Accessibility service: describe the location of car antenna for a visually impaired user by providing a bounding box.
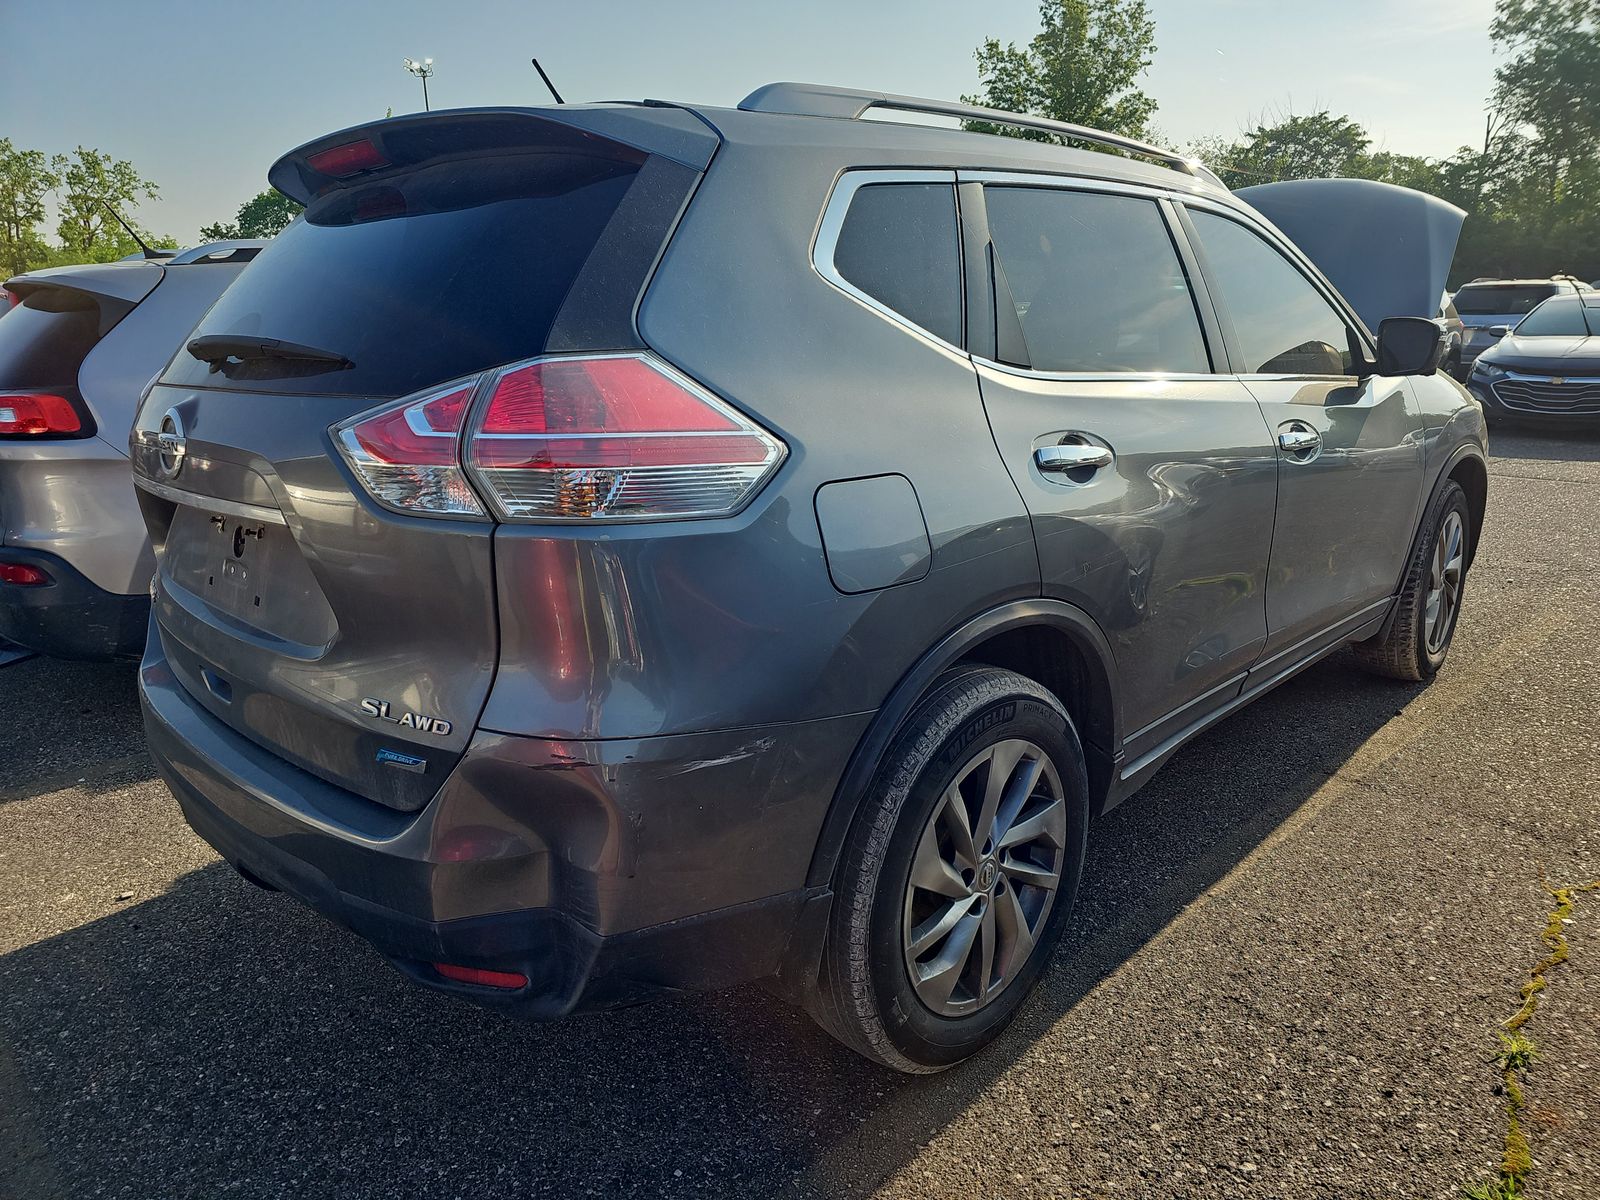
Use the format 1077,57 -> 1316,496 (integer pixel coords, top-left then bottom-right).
97,199 -> 162,260
531,58 -> 565,104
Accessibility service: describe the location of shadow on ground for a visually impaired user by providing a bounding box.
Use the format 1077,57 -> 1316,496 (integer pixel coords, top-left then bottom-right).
0,650 -> 1421,1200
0,659 -> 153,803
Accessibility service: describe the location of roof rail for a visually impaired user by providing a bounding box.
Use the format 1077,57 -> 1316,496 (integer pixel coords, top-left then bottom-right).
738,82 -> 1222,187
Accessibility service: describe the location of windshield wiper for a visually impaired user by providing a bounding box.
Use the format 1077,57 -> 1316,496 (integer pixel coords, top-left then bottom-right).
187,334 -> 353,372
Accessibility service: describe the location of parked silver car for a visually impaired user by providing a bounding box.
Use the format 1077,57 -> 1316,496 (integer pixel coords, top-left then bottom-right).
0,242 -> 262,658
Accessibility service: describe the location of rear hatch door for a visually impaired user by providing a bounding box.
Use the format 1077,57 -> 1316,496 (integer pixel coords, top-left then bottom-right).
133,109 -> 709,810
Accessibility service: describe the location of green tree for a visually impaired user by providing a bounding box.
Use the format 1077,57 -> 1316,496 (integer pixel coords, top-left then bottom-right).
51,146 -> 161,262
964,0 -> 1160,141
1193,110 -> 1374,188
1492,0 -> 1600,180
0,139 -> 60,277
200,189 -> 302,241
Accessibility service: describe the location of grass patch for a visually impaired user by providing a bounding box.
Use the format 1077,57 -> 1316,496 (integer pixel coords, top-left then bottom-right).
1460,878 -> 1600,1199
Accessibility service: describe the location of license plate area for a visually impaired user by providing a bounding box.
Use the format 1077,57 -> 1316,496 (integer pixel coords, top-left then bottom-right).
162,505 -> 337,649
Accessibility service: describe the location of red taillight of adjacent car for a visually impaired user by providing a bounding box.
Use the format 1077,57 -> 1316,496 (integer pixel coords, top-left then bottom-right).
0,562 -> 50,586
334,354 -> 786,522
0,392 -> 83,437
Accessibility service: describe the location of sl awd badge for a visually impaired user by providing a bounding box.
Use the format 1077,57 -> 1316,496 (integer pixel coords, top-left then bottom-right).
360,697 -> 453,736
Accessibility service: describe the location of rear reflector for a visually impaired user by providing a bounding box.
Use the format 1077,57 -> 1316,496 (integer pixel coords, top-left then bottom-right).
0,563 -> 50,586
333,354 -> 786,523
0,393 -> 82,436
305,139 -> 390,177
432,962 -> 528,990
467,355 -> 784,521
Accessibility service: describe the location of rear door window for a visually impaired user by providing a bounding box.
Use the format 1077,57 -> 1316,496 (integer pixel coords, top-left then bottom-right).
1187,209 -> 1355,376
983,186 -> 1211,374
0,299 -> 102,389
1453,285 -> 1558,316
831,182 -> 963,346
161,154 -> 642,398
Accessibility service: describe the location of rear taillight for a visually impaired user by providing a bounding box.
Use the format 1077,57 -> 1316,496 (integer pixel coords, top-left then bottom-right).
334,354 -> 786,523
335,382 -> 484,517
0,392 -> 83,437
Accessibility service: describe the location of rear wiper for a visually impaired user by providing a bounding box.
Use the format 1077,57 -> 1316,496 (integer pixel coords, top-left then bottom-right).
187,334 -> 353,372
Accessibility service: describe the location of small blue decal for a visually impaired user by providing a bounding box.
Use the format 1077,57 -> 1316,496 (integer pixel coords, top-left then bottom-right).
376,748 -> 428,773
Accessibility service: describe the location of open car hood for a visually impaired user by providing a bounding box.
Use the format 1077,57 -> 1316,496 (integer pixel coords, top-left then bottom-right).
1235,179 -> 1466,332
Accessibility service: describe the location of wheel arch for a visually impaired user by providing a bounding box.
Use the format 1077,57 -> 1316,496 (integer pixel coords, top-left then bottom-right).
802,599 -> 1121,895
1369,442 -> 1488,646
1446,450 -> 1487,569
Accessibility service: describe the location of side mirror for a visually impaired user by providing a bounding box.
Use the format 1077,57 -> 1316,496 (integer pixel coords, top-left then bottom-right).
1376,316 -> 1445,376
1488,325 -> 1511,338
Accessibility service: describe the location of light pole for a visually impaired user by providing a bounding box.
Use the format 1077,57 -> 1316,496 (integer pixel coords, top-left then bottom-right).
403,57 -> 435,112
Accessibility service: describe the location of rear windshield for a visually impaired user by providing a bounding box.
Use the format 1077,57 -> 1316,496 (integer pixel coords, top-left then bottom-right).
1453,285 -> 1559,316
1515,298 -> 1596,337
0,299 -> 103,389
161,153 -> 640,397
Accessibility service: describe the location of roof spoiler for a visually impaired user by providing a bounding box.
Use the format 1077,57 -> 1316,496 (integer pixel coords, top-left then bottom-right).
269,107 -> 718,206
3,262 -> 165,335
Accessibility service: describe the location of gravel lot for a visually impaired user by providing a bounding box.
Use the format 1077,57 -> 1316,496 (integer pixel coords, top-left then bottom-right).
2,427 -> 1597,1200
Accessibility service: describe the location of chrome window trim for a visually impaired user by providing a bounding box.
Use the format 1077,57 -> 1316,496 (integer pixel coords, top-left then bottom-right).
971,358 -> 1222,385
812,166 -> 1370,386
955,168 -> 1187,201
811,169 -> 969,361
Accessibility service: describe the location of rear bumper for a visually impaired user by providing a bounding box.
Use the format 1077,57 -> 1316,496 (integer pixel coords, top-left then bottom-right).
139,626 -> 862,1016
0,547 -> 148,659
0,436 -> 155,595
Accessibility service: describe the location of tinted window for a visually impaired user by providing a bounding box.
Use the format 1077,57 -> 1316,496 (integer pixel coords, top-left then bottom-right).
833,183 -> 962,345
162,154 -> 640,397
1189,210 -> 1353,375
1453,285 -> 1559,316
0,298 -> 102,389
984,187 -> 1210,374
1514,297 -> 1595,337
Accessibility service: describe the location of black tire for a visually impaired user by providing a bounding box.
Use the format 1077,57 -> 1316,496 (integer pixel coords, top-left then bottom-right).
807,665 -> 1090,1072
1353,479 -> 1472,681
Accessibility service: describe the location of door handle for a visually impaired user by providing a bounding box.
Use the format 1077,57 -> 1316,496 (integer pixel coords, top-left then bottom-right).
1277,425 -> 1321,455
1035,443 -> 1114,473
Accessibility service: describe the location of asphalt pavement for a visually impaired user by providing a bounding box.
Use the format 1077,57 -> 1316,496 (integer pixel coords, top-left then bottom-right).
2,427 -> 1597,1200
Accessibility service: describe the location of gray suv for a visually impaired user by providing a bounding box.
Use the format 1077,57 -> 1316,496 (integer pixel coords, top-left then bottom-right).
131,86 -> 1488,1072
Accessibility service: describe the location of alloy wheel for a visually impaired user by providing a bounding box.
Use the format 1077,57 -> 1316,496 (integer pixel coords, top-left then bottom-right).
901,738 -> 1067,1017
1424,509 -> 1465,655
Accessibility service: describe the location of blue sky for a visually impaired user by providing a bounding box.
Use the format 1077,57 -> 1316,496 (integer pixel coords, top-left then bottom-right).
3,0 -> 1500,243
